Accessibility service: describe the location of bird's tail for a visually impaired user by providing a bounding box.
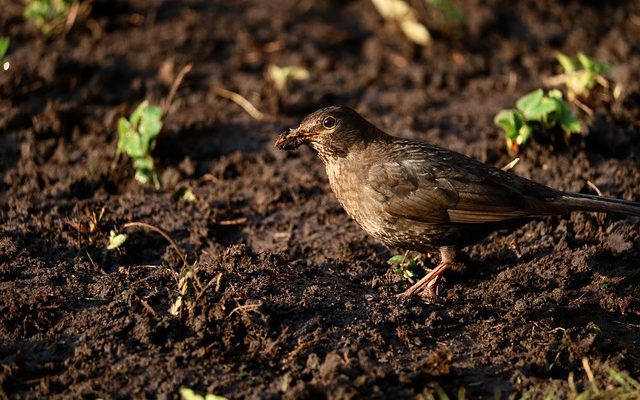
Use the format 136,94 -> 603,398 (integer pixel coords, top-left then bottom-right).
554,192 -> 640,216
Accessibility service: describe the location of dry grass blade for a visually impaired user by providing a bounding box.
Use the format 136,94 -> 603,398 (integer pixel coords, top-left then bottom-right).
64,1 -> 80,33
163,63 -> 193,114
501,157 -> 520,171
215,88 -> 265,120
582,357 -> 595,383
229,301 -> 263,317
194,272 -> 222,300
215,217 -> 247,226
587,180 -> 603,196
123,221 -> 188,266
574,98 -> 594,116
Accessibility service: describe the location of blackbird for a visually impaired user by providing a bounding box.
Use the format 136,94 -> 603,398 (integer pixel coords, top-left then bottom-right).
275,106 -> 640,299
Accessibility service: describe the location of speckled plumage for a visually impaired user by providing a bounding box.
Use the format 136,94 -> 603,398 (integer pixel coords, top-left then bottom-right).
276,106 -> 640,299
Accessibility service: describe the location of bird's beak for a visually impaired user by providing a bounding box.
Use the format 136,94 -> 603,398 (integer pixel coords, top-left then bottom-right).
275,127 -> 310,150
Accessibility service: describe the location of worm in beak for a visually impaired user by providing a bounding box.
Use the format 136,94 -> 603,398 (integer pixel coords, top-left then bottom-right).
275,127 -> 310,150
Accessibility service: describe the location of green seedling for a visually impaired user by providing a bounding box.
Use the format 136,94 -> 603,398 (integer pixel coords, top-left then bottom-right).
268,65 -> 310,91
180,388 -> 228,400
23,0 -> 75,35
107,230 -> 127,250
117,101 -> 163,188
0,37 -> 9,71
388,253 -> 420,280
169,267 -> 196,316
586,321 -> 602,335
494,89 -> 582,155
554,52 -> 611,101
173,186 -> 196,202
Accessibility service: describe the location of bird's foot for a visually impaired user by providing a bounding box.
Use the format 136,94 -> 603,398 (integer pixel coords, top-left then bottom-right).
417,279 -> 440,301
397,261 -> 450,301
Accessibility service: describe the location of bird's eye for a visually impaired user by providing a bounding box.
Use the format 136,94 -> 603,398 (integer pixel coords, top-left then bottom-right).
322,116 -> 336,129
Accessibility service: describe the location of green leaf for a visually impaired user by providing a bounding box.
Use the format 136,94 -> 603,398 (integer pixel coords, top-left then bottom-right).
403,268 -> 416,279
516,123 -> 533,145
547,89 -> 563,100
116,101 -> 164,188
133,156 -> 154,172
117,117 -> 132,154
496,109 -> 533,155
388,255 -> 405,265
133,156 -> 155,184
494,109 -> 517,129
493,109 -> 523,140
23,0 -> 74,34
516,89 -> 556,121
129,100 -> 147,129
556,53 -> 611,100
577,52 -> 611,74
0,37 -> 9,60
122,129 -> 146,158
555,52 -> 575,73
550,95 -> 581,134
107,230 -> 127,250
138,105 -> 163,151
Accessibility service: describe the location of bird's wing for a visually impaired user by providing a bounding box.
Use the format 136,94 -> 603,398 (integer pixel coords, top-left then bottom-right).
366,160 -> 457,223
366,145 -> 558,224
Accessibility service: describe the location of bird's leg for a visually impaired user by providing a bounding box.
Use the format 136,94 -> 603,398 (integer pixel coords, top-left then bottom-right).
398,247 -> 456,299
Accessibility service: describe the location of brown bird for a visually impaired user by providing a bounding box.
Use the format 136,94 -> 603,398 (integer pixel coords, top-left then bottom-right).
275,106 -> 640,300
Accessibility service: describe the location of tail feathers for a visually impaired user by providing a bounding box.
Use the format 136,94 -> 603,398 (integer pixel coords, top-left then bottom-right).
555,192 -> 640,216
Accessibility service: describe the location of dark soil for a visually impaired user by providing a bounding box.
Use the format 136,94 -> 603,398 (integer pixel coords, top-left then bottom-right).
1,0 -> 640,398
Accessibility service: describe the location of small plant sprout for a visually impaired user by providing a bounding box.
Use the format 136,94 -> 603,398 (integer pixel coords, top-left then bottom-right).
117,100 -> 163,188
372,0 -> 431,46
586,321 -> 602,335
0,37 -> 9,71
388,253 -> 420,280
23,0 -> 75,35
169,267 -> 196,316
107,230 -> 127,250
173,186 -> 196,202
494,89 -> 582,155
550,52 -> 611,101
267,65 -> 310,91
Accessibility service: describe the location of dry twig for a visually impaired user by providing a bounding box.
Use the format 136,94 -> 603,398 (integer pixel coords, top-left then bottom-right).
163,63 -> 193,114
501,158 -> 520,171
123,221 -> 188,266
215,88 -> 265,120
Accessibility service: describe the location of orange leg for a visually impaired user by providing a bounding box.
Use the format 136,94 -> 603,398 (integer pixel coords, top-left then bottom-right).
398,247 -> 456,300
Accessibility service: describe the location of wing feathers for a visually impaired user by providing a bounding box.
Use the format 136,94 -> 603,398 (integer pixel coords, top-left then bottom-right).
367,150 -> 557,224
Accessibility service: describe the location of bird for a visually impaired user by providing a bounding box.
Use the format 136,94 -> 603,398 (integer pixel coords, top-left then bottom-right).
275,105 -> 640,300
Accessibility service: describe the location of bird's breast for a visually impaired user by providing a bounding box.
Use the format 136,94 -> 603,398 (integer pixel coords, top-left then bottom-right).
324,158 -> 389,239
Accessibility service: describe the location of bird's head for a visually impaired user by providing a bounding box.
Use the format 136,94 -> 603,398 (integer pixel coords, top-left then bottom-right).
276,106 -> 380,158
